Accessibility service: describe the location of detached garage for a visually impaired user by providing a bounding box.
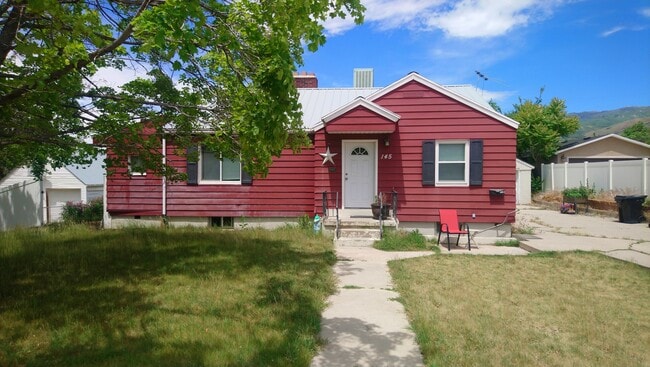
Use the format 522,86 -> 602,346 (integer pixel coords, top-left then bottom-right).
0,155 -> 105,231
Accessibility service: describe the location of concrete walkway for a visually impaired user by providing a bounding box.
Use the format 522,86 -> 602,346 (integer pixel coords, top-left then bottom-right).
310,242 -> 529,367
516,205 -> 650,268
310,244 -> 430,367
311,205 -> 650,366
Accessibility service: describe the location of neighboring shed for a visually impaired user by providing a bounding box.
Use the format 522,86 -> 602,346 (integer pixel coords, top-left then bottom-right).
0,155 -> 105,230
555,134 -> 650,163
516,159 -> 534,205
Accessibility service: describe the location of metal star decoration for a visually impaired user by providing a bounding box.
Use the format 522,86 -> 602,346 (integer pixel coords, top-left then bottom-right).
319,146 -> 337,165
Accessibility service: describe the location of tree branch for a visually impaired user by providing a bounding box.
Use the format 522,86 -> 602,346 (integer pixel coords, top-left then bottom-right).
0,0 -> 153,107
0,1 -> 25,65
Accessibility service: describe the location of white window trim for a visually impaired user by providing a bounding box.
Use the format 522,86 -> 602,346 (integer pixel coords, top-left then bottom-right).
435,140 -> 469,187
198,146 -> 242,185
128,155 -> 146,176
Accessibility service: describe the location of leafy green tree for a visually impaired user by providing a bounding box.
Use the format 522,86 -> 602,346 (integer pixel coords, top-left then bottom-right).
621,121 -> 650,145
508,90 -> 580,167
488,99 -> 502,113
0,0 -> 364,178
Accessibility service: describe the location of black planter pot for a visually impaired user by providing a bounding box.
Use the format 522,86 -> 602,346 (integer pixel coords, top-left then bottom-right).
371,203 -> 391,220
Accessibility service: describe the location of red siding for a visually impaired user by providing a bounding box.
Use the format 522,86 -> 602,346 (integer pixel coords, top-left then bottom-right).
106,78 -> 517,224
376,81 -> 516,223
165,144 -> 315,218
107,139 -> 315,218
314,80 -> 517,224
326,106 -> 396,133
106,157 -> 163,216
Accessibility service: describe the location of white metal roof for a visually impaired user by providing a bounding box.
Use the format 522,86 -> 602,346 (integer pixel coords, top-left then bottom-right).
298,88 -> 378,129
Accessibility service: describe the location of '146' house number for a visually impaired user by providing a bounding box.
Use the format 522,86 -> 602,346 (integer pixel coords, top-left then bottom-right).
380,154 -> 393,160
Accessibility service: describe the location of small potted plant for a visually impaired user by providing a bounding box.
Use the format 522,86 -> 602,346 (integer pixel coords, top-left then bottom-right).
562,181 -> 596,213
370,193 -> 391,220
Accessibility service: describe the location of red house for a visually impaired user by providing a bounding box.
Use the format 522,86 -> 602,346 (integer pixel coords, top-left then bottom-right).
105,71 -> 519,239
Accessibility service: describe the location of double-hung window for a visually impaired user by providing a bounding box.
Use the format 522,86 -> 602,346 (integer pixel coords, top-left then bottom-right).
422,139 -> 482,187
436,141 -> 469,186
200,147 -> 241,184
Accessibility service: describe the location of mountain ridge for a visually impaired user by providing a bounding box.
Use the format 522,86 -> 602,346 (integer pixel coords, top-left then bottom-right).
563,106 -> 650,144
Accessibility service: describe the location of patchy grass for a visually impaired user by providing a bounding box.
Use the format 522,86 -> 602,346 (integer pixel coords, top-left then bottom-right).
0,225 -> 335,367
373,229 -> 438,252
390,252 -> 650,367
494,239 -> 520,247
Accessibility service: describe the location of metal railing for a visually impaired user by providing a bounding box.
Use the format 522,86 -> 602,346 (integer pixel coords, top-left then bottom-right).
322,191 -> 340,238
391,189 -> 398,223
378,192 -> 384,238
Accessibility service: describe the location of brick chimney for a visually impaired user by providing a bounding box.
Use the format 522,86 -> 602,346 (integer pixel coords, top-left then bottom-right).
293,71 -> 318,88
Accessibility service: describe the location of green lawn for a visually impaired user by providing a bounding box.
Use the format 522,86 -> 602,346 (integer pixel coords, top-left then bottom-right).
0,225 -> 335,367
390,252 -> 650,367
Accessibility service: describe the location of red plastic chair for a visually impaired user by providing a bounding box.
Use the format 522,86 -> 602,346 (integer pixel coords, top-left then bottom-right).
437,209 -> 471,251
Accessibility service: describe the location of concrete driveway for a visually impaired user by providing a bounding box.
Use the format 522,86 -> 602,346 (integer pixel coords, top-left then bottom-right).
516,205 -> 650,268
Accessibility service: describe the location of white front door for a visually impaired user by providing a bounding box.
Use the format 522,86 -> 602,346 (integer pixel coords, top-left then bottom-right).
343,140 -> 376,208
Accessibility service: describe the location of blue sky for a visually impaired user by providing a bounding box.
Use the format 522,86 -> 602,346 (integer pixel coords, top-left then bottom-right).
301,0 -> 650,113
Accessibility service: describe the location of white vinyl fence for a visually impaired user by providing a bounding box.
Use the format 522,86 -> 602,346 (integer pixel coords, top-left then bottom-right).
541,158 -> 649,194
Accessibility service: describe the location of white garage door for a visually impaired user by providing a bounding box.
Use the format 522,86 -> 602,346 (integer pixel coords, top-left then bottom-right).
48,189 -> 82,223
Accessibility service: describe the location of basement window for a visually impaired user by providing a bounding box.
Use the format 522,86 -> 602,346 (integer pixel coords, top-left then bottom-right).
211,217 -> 234,228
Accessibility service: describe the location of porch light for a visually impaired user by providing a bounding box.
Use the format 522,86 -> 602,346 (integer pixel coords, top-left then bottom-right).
384,137 -> 390,146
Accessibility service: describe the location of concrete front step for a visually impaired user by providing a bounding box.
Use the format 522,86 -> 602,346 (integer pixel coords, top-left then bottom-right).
322,214 -> 395,243
324,218 -> 396,228
335,238 -> 377,247
339,228 -> 381,240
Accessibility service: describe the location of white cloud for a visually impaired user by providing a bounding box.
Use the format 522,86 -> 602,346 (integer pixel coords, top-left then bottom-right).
322,17 -> 357,35
600,25 -> 647,37
323,0 -> 442,35
323,0 -> 572,39
601,26 -> 624,37
426,0 -> 541,38
481,89 -> 516,104
89,65 -> 150,89
641,8 -> 650,18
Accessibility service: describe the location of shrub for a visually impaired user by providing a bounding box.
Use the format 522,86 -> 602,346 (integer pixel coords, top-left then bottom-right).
562,181 -> 596,199
61,198 -> 103,224
531,176 -> 543,194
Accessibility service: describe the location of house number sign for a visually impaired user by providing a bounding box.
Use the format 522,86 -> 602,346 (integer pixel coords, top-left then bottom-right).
380,154 -> 393,160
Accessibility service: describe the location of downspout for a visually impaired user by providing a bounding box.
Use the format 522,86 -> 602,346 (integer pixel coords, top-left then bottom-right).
39,176 -> 45,226
103,172 -> 109,228
162,136 -> 167,219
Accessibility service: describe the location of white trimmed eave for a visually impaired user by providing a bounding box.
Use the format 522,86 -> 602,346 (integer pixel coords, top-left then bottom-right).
367,72 -> 520,130
516,158 -> 535,169
321,97 -> 401,124
557,133 -> 650,155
